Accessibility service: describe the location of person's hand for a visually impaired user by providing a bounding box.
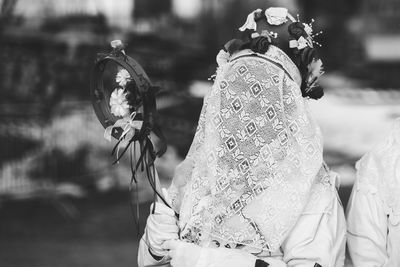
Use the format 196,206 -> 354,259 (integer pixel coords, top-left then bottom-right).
162,239 -> 287,267
145,191 -> 179,258
162,240 -> 201,267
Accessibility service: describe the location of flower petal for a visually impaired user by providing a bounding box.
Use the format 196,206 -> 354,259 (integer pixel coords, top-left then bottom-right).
265,7 -> 288,26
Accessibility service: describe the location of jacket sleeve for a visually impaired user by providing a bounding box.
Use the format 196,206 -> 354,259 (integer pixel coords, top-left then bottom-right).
137,235 -> 170,267
281,189 -> 346,267
346,187 -> 388,267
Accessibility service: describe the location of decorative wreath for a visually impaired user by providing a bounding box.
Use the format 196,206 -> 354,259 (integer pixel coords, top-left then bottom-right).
223,7 -> 325,100
90,40 -> 170,215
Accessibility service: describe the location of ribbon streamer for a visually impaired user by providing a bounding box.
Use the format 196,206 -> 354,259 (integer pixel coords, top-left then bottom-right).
239,9 -> 262,32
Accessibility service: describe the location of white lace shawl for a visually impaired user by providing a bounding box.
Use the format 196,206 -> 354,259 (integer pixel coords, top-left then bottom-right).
355,118 -> 400,225
168,46 -> 327,253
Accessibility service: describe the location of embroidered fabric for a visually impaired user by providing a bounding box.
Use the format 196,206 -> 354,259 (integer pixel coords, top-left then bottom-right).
168,45 -> 327,253
355,118 -> 400,225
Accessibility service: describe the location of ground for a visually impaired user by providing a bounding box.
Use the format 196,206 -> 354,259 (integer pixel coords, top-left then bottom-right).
0,192 -> 149,267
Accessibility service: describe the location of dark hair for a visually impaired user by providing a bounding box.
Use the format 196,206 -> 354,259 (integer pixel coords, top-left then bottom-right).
288,22 -> 308,40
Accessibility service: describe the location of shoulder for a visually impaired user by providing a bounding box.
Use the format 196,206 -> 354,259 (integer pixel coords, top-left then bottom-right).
355,118 -> 400,193
302,168 -> 339,215
354,118 -> 400,224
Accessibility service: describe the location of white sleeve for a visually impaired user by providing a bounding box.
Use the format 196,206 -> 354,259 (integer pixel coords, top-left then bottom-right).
196,246 -> 258,267
137,235 -> 170,267
281,190 -> 346,267
346,187 -> 388,267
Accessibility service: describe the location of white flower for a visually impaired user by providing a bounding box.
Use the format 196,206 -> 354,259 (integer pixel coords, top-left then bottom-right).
216,49 -> 230,67
297,36 -> 308,49
307,59 -> 324,86
265,7 -> 288,26
116,68 -> 131,87
110,88 -> 130,117
111,40 -> 123,49
289,36 -> 310,50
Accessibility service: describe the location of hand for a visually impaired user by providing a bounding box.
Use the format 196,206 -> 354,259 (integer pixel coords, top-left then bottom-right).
163,240 -> 280,267
145,196 -> 179,257
162,240 -> 201,267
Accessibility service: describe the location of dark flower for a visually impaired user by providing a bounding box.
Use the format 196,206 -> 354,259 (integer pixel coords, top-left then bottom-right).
288,22 -> 307,39
249,36 -> 271,54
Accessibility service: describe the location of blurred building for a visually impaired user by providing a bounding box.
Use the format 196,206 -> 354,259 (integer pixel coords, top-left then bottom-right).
2,0 -> 400,201
363,0 -> 400,62
12,0 -> 133,28
360,0 -> 400,87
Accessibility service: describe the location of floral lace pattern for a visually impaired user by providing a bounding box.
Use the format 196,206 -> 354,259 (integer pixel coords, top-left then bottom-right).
169,46 -> 325,252
355,118 -> 400,225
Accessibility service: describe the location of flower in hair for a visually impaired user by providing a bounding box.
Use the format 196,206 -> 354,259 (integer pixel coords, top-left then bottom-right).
239,9 -> 262,31
289,36 -> 309,50
288,22 -> 307,39
251,30 -> 273,40
265,7 -> 288,25
303,23 -> 313,36
306,58 -> 324,87
216,49 -> 230,67
250,36 -> 271,54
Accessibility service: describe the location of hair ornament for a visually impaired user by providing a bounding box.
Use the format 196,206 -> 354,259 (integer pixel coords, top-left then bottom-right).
239,9 -> 262,32
291,16 -> 324,48
268,31 -> 278,39
251,30 -> 276,40
264,7 -> 288,25
289,36 -> 309,50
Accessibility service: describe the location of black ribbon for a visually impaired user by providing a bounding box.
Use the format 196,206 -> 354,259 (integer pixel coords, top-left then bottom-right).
255,259 -> 269,267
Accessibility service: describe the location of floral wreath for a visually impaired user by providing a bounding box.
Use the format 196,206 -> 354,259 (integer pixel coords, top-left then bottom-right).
219,7 -> 325,100
90,40 -> 170,215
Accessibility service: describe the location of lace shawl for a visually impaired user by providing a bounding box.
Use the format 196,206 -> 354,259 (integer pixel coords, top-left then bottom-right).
168,46 -> 325,252
355,118 -> 400,225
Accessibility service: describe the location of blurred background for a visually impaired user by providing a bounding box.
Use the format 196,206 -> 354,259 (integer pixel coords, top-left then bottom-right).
1,0 -> 400,266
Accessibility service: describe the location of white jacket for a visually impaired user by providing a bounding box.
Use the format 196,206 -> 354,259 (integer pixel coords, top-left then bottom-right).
347,119 -> 400,267
138,173 -> 346,267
